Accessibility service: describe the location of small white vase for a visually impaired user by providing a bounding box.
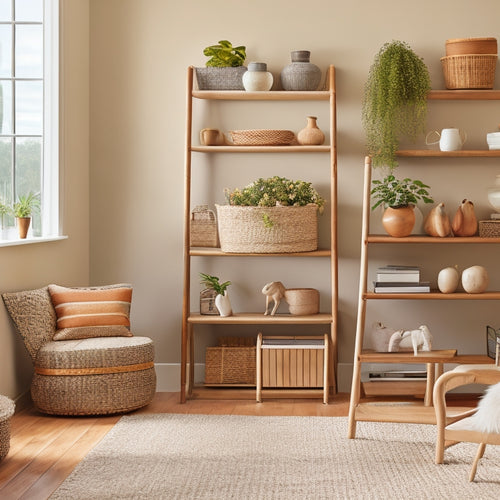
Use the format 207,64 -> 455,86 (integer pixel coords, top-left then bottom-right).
215,292 -> 233,317
242,62 -> 273,91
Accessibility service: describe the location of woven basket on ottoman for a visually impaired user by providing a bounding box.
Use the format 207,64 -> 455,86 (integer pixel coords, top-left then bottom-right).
0,395 -> 15,461
216,204 -> 319,253
2,285 -> 156,416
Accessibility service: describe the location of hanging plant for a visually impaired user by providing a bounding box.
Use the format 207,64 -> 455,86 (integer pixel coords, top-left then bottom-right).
362,40 -> 431,170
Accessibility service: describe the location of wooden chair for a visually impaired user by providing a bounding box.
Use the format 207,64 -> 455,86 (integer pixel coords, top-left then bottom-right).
433,364 -> 500,481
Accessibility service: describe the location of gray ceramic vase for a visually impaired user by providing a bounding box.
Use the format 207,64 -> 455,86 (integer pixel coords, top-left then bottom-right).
280,50 -> 321,91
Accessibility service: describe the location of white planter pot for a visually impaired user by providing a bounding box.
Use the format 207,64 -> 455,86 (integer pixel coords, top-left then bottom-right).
215,292 -> 232,317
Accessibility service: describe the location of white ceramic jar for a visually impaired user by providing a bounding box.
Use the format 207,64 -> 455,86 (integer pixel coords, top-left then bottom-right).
242,62 -> 273,91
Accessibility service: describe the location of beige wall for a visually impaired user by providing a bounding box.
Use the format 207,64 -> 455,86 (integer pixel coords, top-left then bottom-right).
0,0 -> 90,399
3,0 -> 500,400
89,0 -> 500,393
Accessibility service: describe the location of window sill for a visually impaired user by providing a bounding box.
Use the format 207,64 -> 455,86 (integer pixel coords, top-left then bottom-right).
0,235 -> 68,248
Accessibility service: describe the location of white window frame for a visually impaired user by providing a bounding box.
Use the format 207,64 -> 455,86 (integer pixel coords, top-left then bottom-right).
0,0 -> 62,246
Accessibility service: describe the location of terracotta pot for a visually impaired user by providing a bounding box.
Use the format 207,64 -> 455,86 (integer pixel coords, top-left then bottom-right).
297,116 -> 325,145
382,206 -> 415,237
16,217 -> 31,239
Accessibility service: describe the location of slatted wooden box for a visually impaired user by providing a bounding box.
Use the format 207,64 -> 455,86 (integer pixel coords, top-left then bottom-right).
256,334 -> 329,403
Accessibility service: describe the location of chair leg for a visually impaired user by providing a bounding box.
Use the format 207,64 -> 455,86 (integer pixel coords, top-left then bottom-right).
469,443 -> 486,482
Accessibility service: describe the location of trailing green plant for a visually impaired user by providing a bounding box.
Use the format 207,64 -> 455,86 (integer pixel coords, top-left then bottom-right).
199,273 -> 231,296
362,40 -> 431,170
12,191 -> 40,218
224,176 -> 325,211
203,40 -> 246,67
371,175 -> 433,210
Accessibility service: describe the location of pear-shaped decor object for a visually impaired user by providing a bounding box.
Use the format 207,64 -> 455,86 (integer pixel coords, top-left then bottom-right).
297,116 -> 325,145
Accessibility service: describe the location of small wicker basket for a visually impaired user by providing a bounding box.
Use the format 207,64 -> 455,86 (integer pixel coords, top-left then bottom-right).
216,204 -> 318,253
228,129 -> 296,146
479,219 -> 500,237
0,395 -> 15,461
441,54 -> 497,89
190,205 -> 219,247
205,337 -> 256,385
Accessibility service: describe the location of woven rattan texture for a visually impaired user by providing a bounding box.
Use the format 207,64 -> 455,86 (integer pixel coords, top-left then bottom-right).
441,54 -> 497,89
216,204 -> 318,253
2,287 -> 56,362
35,336 -> 155,369
229,129 -> 295,146
205,346 -> 256,385
479,220 -> 500,237
0,395 -> 15,461
32,368 -> 156,415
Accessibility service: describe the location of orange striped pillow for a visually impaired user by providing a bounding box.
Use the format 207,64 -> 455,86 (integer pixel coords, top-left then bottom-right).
48,284 -> 133,340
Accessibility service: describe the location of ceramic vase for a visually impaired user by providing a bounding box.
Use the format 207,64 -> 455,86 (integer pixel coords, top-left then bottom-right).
280,50 -> 321,91
242,62 -> 273,91
215,292 -> 232,317
297,116 -> 325,145
382,206 -> 415,237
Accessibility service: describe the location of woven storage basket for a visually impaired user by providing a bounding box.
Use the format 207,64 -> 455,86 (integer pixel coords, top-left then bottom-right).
195,67 -> 247,90
479,219 -> 500,237
205,337 -> 256,385
441,54 -> 497,89
229,129 -> 296,146
216,204 -> 318,253
190,205 -> 219,247
0,395 -> 15,461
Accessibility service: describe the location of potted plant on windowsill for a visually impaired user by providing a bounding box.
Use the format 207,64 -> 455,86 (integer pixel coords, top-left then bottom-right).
217,176 -> 325,253
12,192 -> 40,239
362,40 -> 431,171
371,175 -> 433,237
199,273 -> 232,317
195,40 -> 247,90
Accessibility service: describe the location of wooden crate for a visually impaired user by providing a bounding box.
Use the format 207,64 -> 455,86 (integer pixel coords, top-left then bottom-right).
256,334 -> 329,403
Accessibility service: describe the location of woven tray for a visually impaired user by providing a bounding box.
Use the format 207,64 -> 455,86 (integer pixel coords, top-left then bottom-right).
216,204 -> 318,253
441,54 -> 497,89
228,129 -> 296,146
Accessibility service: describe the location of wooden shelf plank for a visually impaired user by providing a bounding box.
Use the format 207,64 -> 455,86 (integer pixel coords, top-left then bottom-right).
191,145 -> 330,153
359,349 -> 457,363
188,312 -> 333,325
367,235 -> 500,243
364,291 -> 500,300
192,90 -> 331,101
397,149 -> 500,157
428,89 -> 500,100
190,248 -> 331,257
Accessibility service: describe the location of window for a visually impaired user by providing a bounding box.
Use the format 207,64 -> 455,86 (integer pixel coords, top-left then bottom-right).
0,0 -> 59,242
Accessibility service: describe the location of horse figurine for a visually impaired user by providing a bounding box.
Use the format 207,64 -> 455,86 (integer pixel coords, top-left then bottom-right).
388,325 -> 432,356
262,281 -> 286,316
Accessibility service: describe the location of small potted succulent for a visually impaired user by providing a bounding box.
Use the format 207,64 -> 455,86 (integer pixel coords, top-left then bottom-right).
371,175 -> 433,237
217,176 -> 325,253
195,40 -> 247,90
199,272 -> 232,317
12,191 -> 40,239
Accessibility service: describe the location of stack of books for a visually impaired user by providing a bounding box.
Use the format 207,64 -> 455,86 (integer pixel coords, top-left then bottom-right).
373,265 -> 430,293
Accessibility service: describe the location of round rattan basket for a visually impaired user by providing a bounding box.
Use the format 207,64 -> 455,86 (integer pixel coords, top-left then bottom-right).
441,54 -> 497,89
0,395 -> 15,461
228,129 -> 296,146
216,204 -> 318,253
284,288 -> 320,315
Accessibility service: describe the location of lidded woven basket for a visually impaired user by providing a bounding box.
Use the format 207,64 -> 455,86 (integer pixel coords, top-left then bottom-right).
216,204 -> 318,253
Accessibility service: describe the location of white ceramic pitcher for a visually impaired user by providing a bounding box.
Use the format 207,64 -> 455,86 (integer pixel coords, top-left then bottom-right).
426,128 -> 467,151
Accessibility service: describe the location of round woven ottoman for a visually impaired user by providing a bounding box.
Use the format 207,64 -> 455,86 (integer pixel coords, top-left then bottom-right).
0,395 -> 15,461
32,337 -> 156,416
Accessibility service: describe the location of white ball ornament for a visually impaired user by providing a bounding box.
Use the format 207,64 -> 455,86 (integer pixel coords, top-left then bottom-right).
461,265 -> 489,294
437,266 -> 460,293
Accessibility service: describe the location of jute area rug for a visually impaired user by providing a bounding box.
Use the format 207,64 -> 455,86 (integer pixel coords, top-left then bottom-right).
51,414 -> 500,500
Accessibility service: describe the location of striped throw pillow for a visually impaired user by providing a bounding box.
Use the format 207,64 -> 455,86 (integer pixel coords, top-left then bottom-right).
48,284 -> 133,340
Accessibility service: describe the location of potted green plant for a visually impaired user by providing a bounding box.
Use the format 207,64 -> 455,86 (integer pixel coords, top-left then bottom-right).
371,175 -> 433,237
12,191 -> 40,239
217,176 -> 325,253
195,40 -> 247,90
362,40 -> 431,170
199,273 -> 232,317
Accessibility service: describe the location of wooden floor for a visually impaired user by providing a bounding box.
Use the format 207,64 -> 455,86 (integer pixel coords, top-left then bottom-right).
0,391 -> 477,500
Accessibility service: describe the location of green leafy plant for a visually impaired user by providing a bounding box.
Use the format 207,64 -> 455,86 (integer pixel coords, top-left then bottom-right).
12,192 -> 40,218
203,40 -> 246,67
371,175 -> 433,210
199,273 -> 231,296
362,40 -> 431,170
0,200 -> 11,229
